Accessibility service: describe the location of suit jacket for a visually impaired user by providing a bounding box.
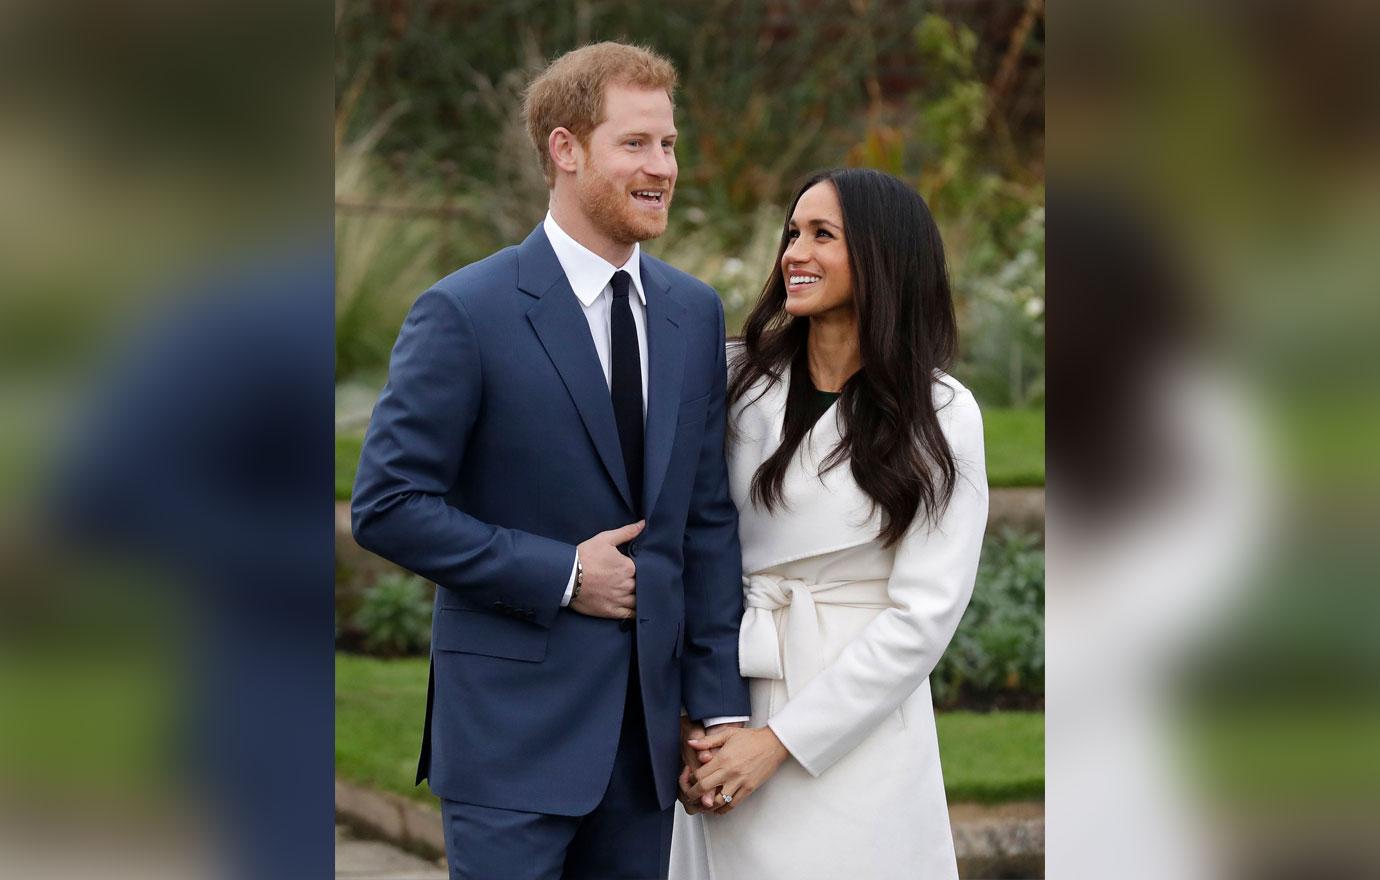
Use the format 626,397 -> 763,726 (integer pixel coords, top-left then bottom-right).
351,224 -> 751,815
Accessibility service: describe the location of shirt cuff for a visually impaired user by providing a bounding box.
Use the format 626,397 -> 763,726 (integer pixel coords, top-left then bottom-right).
560,552 -> 578,607
702,715 -> 750,728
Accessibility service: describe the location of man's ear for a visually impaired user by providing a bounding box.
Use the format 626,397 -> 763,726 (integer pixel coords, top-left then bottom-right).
549,127 -> 581,176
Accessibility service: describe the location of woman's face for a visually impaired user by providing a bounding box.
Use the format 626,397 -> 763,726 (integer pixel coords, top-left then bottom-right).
781,181 -> 853,319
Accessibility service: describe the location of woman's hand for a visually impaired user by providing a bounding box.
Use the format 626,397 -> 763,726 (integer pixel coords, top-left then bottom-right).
686,725 -> 791,813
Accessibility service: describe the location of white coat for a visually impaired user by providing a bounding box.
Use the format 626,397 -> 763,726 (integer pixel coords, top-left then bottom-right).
670,365 -> 989,880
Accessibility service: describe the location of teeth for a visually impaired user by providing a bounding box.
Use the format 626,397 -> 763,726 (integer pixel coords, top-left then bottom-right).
633,191 -> 662,199
789,275 -> 820,284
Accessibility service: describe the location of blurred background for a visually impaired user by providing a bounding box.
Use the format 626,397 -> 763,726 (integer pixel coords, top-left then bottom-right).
0,2 -> 333,879
2,0 -> 1373,878
1046,1 -> 1380,878
333,1 -> 1046,876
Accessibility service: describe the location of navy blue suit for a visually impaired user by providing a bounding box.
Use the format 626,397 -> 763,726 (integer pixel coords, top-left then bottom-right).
352,225 -> 750,877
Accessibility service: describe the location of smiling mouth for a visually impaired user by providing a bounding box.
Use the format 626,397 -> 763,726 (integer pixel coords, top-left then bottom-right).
631,190 -> 665,205
787,274 -> 821,287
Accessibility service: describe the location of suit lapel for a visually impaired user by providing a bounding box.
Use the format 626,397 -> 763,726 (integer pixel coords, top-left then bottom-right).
639,258 -> 687,519
519,227 -> 635,512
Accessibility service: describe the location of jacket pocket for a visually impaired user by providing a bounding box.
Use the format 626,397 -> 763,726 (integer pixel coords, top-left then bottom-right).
432,608 -> 548,662
677,392 -> 710,426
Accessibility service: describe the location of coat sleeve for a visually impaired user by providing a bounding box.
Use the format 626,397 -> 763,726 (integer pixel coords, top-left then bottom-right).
351,288 -> 574,627
680,295 -> 753,721
766,386 -> 989,775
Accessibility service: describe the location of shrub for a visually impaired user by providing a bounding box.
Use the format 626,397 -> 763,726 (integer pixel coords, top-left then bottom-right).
353,573 -> 433,657
932,529 -> 1044,709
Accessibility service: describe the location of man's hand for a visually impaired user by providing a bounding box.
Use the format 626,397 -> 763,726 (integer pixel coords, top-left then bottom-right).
680,716 -> 707,773
677,765 -> 707,815
571,521 -> 643,619
678,717 -> 712,815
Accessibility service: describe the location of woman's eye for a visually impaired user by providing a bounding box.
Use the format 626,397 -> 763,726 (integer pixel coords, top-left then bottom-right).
786,229 -> 800,239
816,230 -> 833,239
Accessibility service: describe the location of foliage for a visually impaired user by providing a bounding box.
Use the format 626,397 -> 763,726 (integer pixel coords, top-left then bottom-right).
335,652 -> 1042,804
957,204 -> 1045,407
337,0 -> 943,226
352,573 -> 433,657
333,3 -> 1045,408
932,529 -> 1045,710
897,14 -> 1045,407
335,123 -> 442,381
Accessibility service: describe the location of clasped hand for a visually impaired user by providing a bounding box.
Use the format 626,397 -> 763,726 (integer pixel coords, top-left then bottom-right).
572,521 -> 644,619
677,720 -> 789,816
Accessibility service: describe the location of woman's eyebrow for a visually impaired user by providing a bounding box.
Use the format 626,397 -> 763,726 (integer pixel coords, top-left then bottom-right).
789,217 -> 841,230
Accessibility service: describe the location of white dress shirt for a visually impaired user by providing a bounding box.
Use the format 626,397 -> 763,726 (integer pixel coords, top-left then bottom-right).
545,211 -> 648,613
544,213 -> 746,729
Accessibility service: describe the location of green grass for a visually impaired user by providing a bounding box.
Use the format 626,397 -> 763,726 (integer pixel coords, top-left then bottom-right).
1186,703 -> 1380,806
334,406 -> 1043,501
335,653 -> 435,800
935,710 -> 1045,802
982,407 -> 1045,488
335,652 -> 1043,804
0,641 -> 179,800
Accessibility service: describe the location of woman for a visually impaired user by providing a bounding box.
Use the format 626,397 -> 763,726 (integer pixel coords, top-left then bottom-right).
669,168 -> 988,879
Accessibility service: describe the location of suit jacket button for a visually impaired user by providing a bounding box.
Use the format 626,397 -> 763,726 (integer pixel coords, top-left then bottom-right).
619,619 -> 633,633
629,543 -> 640,557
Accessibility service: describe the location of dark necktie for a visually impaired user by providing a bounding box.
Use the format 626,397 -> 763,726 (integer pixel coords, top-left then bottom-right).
609,270 -> 644,516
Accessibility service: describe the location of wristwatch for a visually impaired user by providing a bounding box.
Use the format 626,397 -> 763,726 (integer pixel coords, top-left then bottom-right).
572,557 -> 584,603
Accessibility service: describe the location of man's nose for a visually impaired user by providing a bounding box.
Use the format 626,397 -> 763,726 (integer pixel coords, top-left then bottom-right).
644,148 -> 674,179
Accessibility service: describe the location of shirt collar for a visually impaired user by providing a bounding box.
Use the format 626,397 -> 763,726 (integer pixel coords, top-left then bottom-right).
543,211 -> 646,308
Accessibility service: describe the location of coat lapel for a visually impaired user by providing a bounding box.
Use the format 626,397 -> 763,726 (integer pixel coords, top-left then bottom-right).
639,258 -> 687,518
518,226 -> 635,513
729,364 -> 881,573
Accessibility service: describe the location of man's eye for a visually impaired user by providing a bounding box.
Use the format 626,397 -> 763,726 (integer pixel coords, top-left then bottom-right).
626,140 -> 642,148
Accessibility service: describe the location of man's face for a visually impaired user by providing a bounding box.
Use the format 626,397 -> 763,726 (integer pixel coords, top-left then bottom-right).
573,84 -> 678,245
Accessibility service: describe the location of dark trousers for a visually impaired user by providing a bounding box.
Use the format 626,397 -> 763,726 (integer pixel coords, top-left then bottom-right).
440,647 -> 673,880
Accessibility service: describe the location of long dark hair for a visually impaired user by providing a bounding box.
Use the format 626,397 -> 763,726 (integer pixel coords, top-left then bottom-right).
728,168 -> 959,546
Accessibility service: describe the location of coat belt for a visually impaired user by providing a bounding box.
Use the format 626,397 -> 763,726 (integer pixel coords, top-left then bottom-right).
739,573 -> 891,698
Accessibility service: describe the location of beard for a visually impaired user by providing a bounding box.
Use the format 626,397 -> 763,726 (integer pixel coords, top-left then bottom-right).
576,164 -> 672,245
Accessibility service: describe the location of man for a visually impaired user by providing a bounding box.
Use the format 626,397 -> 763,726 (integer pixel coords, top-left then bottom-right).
351,42 -> 749,879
